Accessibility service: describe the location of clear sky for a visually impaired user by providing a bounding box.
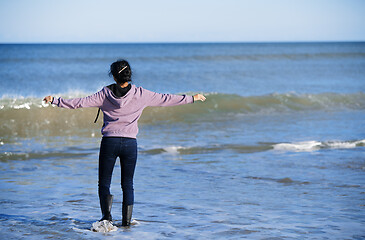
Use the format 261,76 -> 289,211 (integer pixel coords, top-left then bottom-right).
0,0 -> 364,43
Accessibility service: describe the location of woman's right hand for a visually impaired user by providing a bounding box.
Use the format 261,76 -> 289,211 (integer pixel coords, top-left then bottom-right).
193,94 -> 206,102
43,96 -> 54,104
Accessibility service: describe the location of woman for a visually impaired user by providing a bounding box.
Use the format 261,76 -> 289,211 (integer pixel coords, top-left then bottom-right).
43,59 -> 206,227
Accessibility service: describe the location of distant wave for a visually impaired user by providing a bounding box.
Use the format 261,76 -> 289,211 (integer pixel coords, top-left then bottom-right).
154,52 -> 365,61
2,51 -> 364,63
3,139 -> 363,161
0,92 -> 364,138
272,140 -> 365,152
141,139 -> 365,155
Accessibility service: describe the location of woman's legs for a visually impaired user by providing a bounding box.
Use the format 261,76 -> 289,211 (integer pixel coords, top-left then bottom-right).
98,137 -> 137,224
98,137 -> 119,221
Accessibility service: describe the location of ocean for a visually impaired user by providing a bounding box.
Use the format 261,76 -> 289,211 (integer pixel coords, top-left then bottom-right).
0,42 -> 364,239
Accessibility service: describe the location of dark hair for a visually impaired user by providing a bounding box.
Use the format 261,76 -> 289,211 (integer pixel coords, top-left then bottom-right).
109,59 -> 132,84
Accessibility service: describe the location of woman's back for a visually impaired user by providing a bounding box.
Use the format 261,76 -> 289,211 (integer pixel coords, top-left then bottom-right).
52,84 -> 194,138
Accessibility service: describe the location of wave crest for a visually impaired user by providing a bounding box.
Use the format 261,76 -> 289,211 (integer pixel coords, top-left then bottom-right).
0,92 -> 364,138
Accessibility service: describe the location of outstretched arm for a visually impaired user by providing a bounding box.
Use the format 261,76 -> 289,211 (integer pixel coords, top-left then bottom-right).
143,88 -> 206,107
43,89 -> 105,109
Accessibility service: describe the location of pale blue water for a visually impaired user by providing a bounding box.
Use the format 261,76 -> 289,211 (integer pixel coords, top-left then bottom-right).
0,42 -> 365,239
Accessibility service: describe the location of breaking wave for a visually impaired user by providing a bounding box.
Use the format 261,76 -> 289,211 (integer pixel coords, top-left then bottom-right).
0,92 -> 364,138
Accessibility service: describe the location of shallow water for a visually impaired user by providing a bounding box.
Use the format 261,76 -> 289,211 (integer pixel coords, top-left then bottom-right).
0,42 -> 365,239
1,135 -> 364,239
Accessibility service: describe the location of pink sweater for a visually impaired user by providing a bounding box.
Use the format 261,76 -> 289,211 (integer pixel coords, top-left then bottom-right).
52,84 -> 194,138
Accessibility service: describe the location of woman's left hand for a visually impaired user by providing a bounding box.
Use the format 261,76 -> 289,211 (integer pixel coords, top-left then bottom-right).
43,96 -> 54,104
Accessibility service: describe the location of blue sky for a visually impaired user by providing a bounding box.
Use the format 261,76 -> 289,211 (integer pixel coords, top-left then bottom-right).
0,0 -> 364,43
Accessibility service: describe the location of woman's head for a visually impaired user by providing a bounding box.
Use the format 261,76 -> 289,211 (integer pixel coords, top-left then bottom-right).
109,59 -> 132,84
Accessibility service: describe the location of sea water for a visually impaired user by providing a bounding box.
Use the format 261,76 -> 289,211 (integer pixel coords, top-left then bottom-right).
0,42 -> 364,239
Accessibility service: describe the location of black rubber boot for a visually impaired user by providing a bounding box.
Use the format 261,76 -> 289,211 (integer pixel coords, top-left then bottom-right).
99,194 -> 113,221
122,204 -> 133,226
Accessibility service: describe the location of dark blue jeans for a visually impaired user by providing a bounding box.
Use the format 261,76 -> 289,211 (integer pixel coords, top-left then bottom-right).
98,137 -> 137,206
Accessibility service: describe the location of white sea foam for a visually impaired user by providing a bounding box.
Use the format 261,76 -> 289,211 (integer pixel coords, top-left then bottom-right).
273,140 -> 365,152
273,141 -> 322,152
163,146 -> 185,154
41,101 -> 50,108
13,103 -> 32,109
91,220 -> 117,233
325,140 -> 365,148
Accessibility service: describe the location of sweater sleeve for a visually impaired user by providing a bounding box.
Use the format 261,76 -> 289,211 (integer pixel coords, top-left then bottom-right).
143,88 -> 194,107
52,89 -> 105,109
